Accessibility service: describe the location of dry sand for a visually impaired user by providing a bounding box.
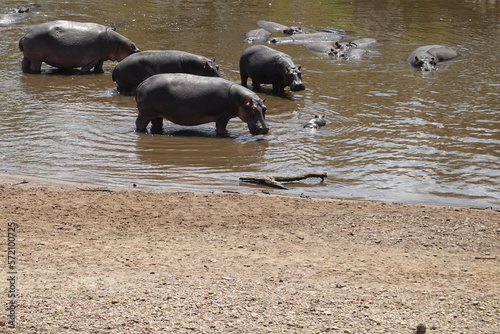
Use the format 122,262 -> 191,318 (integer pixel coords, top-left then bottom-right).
0,173 -> 499,333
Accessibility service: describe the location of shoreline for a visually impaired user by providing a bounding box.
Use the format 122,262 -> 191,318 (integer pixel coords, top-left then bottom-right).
1,172 -> 499,333
2,172 -> 497,210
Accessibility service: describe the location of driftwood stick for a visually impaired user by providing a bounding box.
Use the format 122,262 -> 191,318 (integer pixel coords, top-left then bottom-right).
273,172 -> 327,182
239,172 -> 327,190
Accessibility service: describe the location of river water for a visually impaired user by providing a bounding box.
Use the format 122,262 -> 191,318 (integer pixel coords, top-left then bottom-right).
1,0 -> 499,208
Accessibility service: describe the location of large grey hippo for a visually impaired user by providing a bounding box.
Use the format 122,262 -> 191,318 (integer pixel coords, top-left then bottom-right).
239,45 -> 305,95
112,50 -> 220,95
407,45 -> 458,71
19,20 -> 139,73
135,73 -> 269,136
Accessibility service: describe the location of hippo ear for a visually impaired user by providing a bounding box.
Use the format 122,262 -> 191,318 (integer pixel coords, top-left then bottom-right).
243,96 -> 253,107
298,66 -> 301,70
414,56 -> 419,61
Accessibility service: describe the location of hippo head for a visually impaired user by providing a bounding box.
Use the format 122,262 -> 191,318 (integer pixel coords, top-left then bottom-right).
107,28 -> 140,62
282,26 -> 304,35
284,65 -> 305,92
238,96 -> 269,135
414,56 -> 437,71
328,48 -> 345,59
194,59 -> 220,77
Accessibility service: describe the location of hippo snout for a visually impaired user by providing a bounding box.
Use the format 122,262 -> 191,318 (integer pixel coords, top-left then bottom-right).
290,82 -> 305,92
248,118 -> 269,135
249,123 -> 269,135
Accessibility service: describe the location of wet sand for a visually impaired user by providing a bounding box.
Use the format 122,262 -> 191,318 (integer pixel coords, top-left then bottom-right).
1,173 -> 499,333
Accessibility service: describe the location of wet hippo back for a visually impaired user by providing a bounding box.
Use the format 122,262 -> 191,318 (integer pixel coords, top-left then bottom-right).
112,50 -> 220,95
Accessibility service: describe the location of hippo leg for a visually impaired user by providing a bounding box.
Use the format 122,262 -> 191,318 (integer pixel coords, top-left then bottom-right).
240,72 -> 249,87
215,118 -> 230,137
272,84 -> 286,95
135,115 -> 151,133
93,60 -> 104,74
22,57 -> 42,73
81,60 -> 100,74
251,81 -> 261,91
150,117 -> 164,134
21,56 -> 31,73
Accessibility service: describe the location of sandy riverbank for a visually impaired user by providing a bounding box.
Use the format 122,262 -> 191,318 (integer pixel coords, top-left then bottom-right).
1,173 -> 499,333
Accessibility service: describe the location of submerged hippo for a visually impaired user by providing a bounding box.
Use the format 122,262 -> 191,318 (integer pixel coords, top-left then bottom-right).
112,50 -> 220,95
135,73 -> 269,136
244,28 -> 272,43
269,31 -> 343,44
240,45 -> 305,95
407,45 -> 458,71
303,115 -> 326,129
256,20 -> 304,35
19,20 -> 139,73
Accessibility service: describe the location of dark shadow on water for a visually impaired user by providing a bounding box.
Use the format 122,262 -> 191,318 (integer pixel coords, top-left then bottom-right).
142,126 -> 267,142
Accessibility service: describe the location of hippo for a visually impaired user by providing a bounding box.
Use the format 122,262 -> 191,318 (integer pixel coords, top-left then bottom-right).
303,115 -> 326,129
244,28 -> 272,43
305,40 -> 371,60
350,38 -> 380,48
135,73 -> 269,136
112,50 -> 220,95
239,45 -> 305,95
407,45 -> 458,71
268,31 -> 343,44
256,20 -> 305,35
19,20 -> 139,73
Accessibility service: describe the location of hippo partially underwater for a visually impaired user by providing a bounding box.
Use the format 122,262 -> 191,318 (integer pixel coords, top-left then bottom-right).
135,73 -> 269,136
19,20 -> 139,73
407,45 -> 458,71
303,115 -> 326,129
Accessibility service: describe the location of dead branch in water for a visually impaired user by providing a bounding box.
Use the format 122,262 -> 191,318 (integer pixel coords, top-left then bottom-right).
239,172 -> 327,190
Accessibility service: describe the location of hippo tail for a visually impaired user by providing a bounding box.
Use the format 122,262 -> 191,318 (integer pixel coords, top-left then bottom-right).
18,38 -> 24,51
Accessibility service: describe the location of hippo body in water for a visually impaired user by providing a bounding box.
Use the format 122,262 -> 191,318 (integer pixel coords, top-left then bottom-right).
303,115 -> 326,129
112,50 -> 220,95
19,20 -> 139,73
407,45 -> 458,71
239,45 -> 305,95
135,73 -> 269,137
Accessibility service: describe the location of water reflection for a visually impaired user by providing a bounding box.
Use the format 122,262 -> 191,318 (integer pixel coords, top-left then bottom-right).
0,0 -> 498,208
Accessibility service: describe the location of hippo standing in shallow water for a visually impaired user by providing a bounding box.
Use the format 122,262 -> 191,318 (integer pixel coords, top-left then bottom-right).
407,45 -> 458,71
135,73 -> 269,136
239,45 -> 305,95
112,50 -> 220,95
19,20 -> 139,73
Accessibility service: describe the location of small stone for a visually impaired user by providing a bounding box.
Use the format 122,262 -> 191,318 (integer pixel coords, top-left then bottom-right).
416,323 -> 426,334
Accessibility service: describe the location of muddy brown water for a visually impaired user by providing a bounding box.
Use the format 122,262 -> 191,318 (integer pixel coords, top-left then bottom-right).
1,0 -> 499,207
